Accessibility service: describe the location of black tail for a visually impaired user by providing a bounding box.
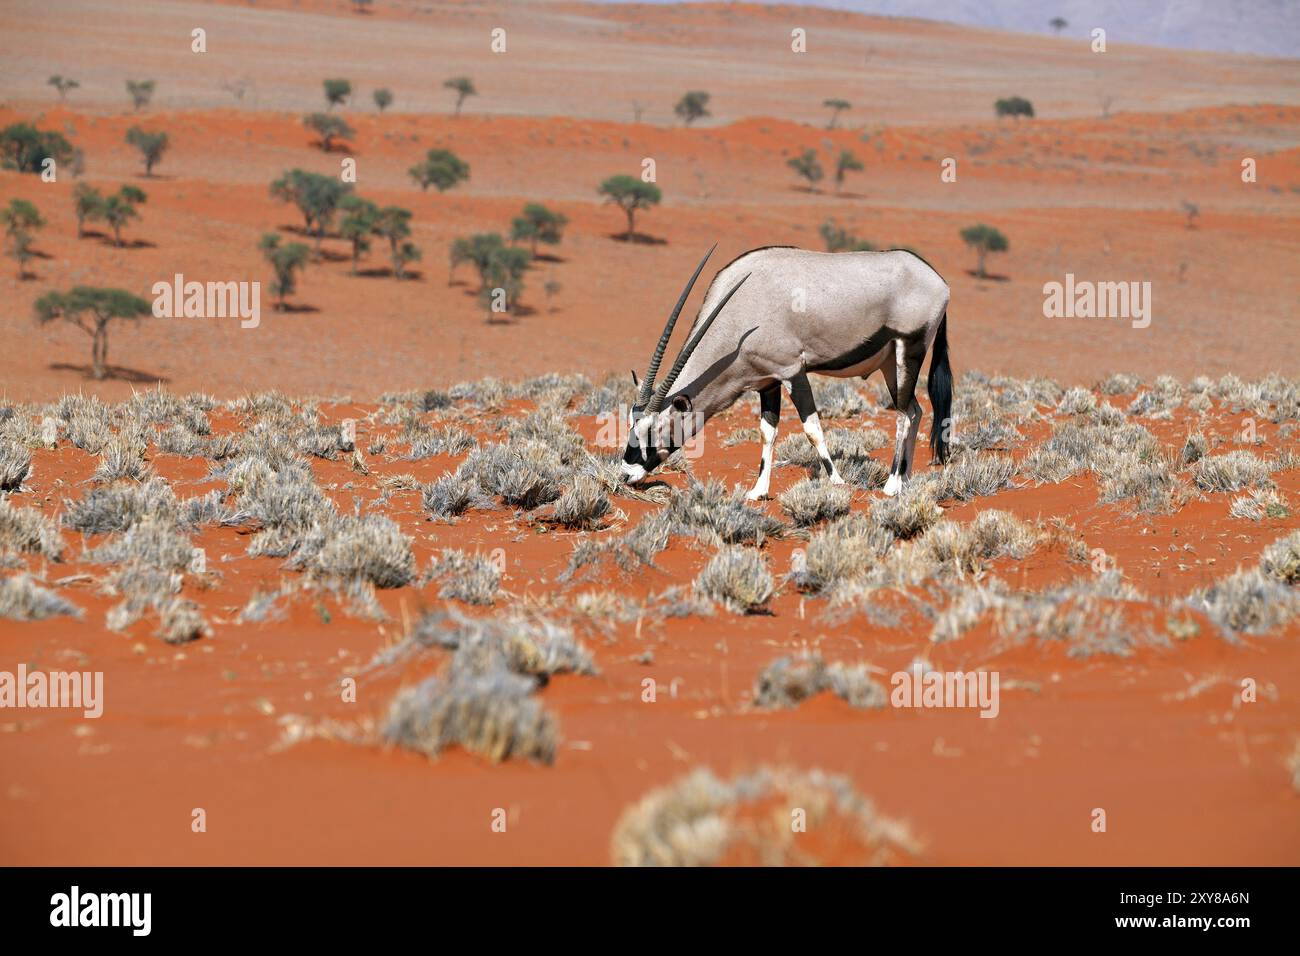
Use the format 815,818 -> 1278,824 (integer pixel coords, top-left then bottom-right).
927,311 -> 952,464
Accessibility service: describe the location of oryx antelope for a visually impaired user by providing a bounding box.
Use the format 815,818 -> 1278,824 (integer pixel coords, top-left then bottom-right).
620,245 -> 952,498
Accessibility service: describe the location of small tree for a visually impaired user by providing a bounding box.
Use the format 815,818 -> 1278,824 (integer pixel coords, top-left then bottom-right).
221,78 -> 252,101
125,126 -> 169,175
1049,17 -> 1068,34
373,88 -> 393,112
479,246 -> 531,321
72,183 -> 104,238
599,175 -> 663,240
303,113 -> 355,151
511,203 -> 568,256
674,91 -> 711,126
787,149 -> 824,190
823,98 -> 851,129
819,219 -> 874,252
259,233 -> 311,310
126,79 -> 156,112
270,169 -> 353,252
408,148 -> 469,192
338,196 -> 378,274
372,206 -> 418,279
48,75 -> 79,101
960,223 -> 1008,278
445,77 -> 477,116
101,186 -> 146,247
994,96 -> 1034,120
450,233 -> 505,288
1182,200 -> 1199,229
544,273 -> 561,312
1,199 -> 44,278
1,123 -> 74,174
323,78 -> 352,110
834,150 -> 863,192
34,286 -> 152,380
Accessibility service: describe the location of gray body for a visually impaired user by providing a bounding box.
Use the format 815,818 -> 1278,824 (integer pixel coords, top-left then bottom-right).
622,246 -> 951,498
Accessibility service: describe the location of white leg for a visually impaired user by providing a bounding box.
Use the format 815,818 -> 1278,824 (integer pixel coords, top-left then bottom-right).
746,385 -> 782,501
746,417 -> 777,501
800,410 -> 844,485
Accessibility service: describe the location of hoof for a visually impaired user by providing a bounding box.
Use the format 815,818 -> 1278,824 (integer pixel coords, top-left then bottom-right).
745,488 -> 769,502
883,474 -> 903,497
829,474 -> 847,486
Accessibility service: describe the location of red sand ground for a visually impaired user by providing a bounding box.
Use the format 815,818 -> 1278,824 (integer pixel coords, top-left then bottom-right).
0,1 -> 1297,866
3,391 -> 1298,866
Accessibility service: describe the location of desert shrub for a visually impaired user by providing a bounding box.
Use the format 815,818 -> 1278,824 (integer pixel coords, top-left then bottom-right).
0,573 -> 80,620
85,514 -> 192,570
695,547 -> 774,613
457,439 -> 568,509
62,477 -> 177,533
1260,532 -> 1300,586
778,478 -> 852,526
1189,568 -> 1298,637
610,766 -> 915,866
1057,387 -> 1097,415
666,479 -> 784,547
0,499 -> 63,560
422,474 -> 492,519
1181,431 -> 1208,465
551,474 -> 612,530
931,573 -> 1149,655
812,379 -> 874,419
1099,373 -> 1141,395
1229,488 -> 1288,521
919,511 -> 1038,577
1098,453 -> 1181,514
791,514 -> 892,593
407,426 -> 475,459
753,653 -> 885,709
870,487 -> 941,539
308,515 -> 415,588
928,450 -> 1015,501
383,670 -> 559,764
428,549 -> 501,605
398,608 -> 595,680
1193,452 -> 1273,493
92,438 -> 149,483
0,442 -> 32,490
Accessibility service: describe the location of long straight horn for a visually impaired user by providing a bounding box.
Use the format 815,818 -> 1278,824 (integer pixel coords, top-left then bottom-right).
647,272 -> 751,412
636,244 -> 716,409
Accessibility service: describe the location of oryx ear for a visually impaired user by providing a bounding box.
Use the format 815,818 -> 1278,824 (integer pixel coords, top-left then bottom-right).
630,369 -> 639,388
671,394 -> 693,414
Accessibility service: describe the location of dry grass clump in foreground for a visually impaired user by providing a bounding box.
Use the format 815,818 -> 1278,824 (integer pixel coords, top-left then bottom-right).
427,549 -> 501,605
1260,531 -> 1300,585
384,607 -> 596,681
929,572 -> 1154,656
0,442 -> 33,492
1188,567 -> 1298,638
0,498 -> 64,561
610,765 -> 917,866
753,653 -> 886,709
0,573 -> 80,620
695,547 -> 774,613
1229,488 -> 1289,521
382,670 -> 559,765
789,514 -> 893,594
778,478 -> 852,526
1193,451 -> 1274,493
666,479 -> 784,546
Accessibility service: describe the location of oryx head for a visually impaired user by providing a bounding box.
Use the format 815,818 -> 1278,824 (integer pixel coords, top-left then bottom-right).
621,247 -> 750,484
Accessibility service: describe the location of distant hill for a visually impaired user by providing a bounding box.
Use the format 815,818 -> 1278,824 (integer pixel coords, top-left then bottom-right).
599,0 -> 1300,58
